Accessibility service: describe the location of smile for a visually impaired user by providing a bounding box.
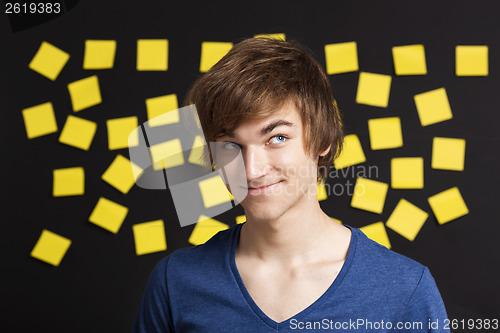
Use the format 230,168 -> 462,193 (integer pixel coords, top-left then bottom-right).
245,181 -> 282,196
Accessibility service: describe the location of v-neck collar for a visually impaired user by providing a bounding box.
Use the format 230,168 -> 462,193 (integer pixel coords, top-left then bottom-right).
228,223 -> 358,330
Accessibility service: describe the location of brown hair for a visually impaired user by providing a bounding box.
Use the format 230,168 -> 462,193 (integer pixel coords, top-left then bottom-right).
184,37 -> 343,183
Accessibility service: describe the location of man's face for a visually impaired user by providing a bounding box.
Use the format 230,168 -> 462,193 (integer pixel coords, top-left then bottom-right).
214,102 -> 322,222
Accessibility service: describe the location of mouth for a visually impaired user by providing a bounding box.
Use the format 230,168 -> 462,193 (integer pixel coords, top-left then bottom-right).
244,181 -> 283,196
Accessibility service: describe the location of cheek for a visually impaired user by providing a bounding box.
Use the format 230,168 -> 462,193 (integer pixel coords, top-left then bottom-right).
218,151 -> 247,184
220,162 -> 249,203
270,148 -> 318,180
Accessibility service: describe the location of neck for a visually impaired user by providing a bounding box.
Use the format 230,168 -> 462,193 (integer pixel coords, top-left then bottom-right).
238,196 -> 346,267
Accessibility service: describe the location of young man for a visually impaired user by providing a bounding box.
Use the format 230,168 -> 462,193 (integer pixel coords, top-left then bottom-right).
133,38 -> 449,332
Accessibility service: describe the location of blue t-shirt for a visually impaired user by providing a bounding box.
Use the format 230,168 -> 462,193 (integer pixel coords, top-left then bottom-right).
133,224 -> 449,332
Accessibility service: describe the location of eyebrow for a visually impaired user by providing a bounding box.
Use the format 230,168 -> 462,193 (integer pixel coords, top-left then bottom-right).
226,120 -> 294,138
261,120 -> 294,135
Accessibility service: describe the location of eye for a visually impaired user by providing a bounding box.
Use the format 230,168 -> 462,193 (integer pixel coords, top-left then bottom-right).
268,135 -> 287,144
221,142 -> 240,150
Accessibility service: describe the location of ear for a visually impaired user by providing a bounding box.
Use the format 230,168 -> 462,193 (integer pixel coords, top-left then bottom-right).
319,145 -> 331,157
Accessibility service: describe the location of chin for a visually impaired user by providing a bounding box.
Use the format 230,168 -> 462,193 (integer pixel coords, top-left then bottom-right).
240,199 -> 288,223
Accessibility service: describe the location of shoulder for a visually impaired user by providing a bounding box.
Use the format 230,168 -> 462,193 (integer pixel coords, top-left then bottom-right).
341,227 -> 449,328
353,226 -> 425,272
163,224 -> 237,276
346,227 -> 429,294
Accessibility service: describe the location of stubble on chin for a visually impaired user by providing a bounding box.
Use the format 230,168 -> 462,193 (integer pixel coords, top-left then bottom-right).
241,182 -> 310,223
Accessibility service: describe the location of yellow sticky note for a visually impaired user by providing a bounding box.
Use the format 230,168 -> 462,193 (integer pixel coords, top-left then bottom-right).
101,154 -> 143,194
53,167 -> 84,197
137,39 -> 168,71
146,94 -> 179,127
333,134 -> 366,169
324,41 -> 358,75
188,215 -> 229,245
188,135 -> 207,166
106,116 -> 139,150
317,182 -> 328,201
254,33 -> 286,41
31,230 -> 71,266
391,157 -> 424,189
368,117 -> 403,150
236,215 -> 246,224
58,115 -> 97,151
386,199 -> 428,241
150,139 -> 184,170
356,72 -> 392,107
67,75 -> 102,112
392,44 -> 427,75
428,187 -> 469,224
199,175 -> 232,208
432,137 -> 466,171
360,222 -> 391,248
28,41 -> 70,81
89,197 -> 128,234
83,40 -> 116,69
351,178 -> 388,214
22,102 -> 58,139
414,88 -> 453,126
456,45 -> 488,76
132,220 -> 167,255
200,42 -> 233,73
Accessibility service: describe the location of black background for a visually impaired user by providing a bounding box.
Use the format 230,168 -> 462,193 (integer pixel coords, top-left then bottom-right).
1,1 -> 499,332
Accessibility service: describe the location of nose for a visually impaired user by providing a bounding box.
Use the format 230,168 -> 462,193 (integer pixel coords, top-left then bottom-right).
242,146 -> 269,182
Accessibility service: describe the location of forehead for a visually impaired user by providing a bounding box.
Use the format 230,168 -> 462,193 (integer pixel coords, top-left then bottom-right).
229,101 -> 303,137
